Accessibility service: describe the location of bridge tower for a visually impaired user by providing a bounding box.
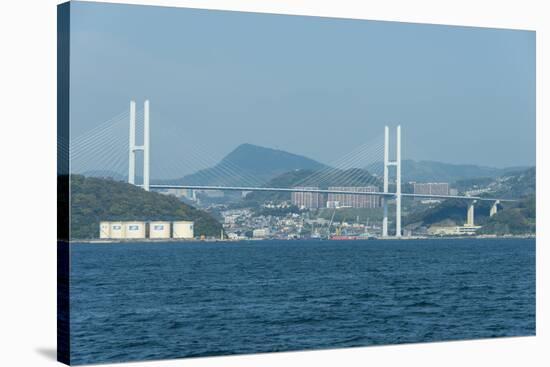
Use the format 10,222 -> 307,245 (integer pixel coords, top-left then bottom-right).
128,100 -> 150,191
382,127 -> 389,237
382,125 -> 402,238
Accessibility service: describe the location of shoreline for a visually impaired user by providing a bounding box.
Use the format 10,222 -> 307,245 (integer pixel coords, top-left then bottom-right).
71,234 -> 535,244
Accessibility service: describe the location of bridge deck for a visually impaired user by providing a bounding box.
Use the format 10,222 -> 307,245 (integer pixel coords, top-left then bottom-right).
147,184 -> 516,202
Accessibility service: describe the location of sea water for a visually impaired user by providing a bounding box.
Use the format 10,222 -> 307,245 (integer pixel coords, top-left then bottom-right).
70,238 -> 535,364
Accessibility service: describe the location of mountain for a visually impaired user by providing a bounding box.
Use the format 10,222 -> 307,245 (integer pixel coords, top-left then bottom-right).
220,144 -> 326,178
161,144 -> 326,186
368,160 -> 527,183
69,175 -> 222,239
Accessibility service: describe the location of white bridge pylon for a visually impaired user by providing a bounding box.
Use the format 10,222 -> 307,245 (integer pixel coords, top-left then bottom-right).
128,100 -> 150,191
382,125 -> 401,238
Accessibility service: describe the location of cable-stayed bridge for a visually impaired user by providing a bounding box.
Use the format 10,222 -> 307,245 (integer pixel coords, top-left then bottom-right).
69,100 -> 517,238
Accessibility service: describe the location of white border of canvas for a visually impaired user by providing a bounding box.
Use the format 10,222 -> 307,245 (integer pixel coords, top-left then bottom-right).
0,0 -> 546,366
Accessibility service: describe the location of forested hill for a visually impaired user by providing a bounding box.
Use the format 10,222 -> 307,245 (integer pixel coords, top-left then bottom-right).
367,160 -> 527,183
69,175 -> 222,239
403,168 -> 536,235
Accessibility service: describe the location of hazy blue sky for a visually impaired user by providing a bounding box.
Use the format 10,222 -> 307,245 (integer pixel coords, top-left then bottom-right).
69,1 -> 535,177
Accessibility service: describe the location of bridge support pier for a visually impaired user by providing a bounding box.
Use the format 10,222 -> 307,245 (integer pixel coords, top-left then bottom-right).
466,200 -> 476,226
490,200 -> 500,217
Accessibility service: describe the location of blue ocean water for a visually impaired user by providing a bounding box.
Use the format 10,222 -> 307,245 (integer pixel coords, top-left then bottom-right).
70,238 -> 535,365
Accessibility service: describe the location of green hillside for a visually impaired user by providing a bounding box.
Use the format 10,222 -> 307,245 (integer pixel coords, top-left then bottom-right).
404,168 -> 536,235
70,175 -> 222,239
404,199 -> 493,227
489,167 -> 535,199
479,195 -> 535,235
367,160 -> 526,183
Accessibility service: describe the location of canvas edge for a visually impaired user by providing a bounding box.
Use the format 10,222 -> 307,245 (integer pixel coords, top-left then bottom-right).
57,1 -> 71,365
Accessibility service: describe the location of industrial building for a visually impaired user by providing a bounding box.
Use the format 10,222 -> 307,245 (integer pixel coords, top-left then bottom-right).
99,222 -> 112,239
252,228 -> 270,238
427,225 -> 481,236
149,221 -> 171,239
98,220 -> 194,240
172,221 -> 194,239
99,221 -> 126,239
124,221 -> 146,239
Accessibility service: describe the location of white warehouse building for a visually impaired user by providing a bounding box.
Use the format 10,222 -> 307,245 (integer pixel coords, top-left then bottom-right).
123,221 -> 146,239
253,228 -> 270,238
109,222 -> 126,240
99,221 -> 111,239
99,220 -> 194,240
149,221 -> 171,239
172,221 -> 194,239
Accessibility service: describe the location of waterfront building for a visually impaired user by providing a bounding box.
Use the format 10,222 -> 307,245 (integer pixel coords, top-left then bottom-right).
99,221 -> 111,239
253,228 -> 270,238
124,221 -> 146,239
172,221 -> 194,239
149,221 -> 171,239
109,222 -> 125,239
427,224 -> 482,236
99,221 -> 126,239
98,220 -> 193,240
